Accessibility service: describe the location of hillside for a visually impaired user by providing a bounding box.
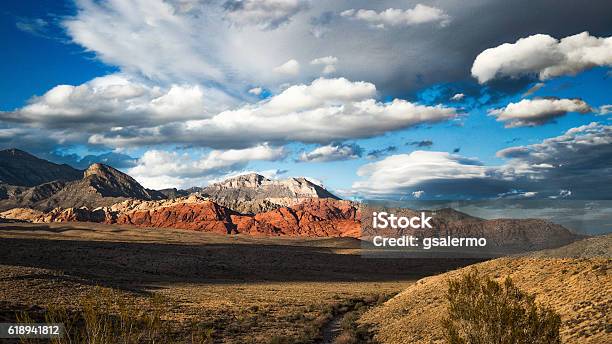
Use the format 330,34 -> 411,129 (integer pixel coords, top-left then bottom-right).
359,234 -> 611,344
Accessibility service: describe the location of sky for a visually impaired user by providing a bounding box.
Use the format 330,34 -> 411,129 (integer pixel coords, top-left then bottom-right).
1,0 -> 611,202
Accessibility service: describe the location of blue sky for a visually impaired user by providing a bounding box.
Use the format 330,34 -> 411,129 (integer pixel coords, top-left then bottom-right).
1,0 -> 611,201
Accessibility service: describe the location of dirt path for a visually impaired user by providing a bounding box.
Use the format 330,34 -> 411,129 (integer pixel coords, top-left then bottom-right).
320,313 -> 343,344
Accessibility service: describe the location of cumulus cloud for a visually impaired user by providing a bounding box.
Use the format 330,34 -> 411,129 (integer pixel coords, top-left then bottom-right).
223,0 -> 309,30
298,142 -> 362,162
311,56 -> 338,75
472,32 -> 612,83
341,4 -> 451,29
353,123 -> 612,199
128,144 -> 287,189
0,74 -> 235,131
273,59 -> 300,75
489,98 -> 592,127
450,93 -> 464,101
248,87 -> 263,96
88,77 -> 457,149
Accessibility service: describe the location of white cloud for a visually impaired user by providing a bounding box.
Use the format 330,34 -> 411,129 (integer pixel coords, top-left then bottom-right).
310,56 -> 338,65
223,0 -> 309,30
548,189 -> 572,199
472,32 -> 612,83
89,77 -> 457,149
489,98 -> 592,127
299,142 -> 362,162
0,74 -> 235,130
64,0 -> 226,82
598,104 -> 612,115
412,190 -> 425,199
341,4 -> 451,29
248,87 -> 263,96
450,93 -> 464,101
352,151 -> 493,196
128,144 -> 287,189
497,122 -> 612,162
311,56 -> 338,75
273,59 -> 300,75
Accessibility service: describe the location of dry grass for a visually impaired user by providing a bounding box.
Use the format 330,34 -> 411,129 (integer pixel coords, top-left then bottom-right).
1,273 -> 405,343
359,256 -> 611,344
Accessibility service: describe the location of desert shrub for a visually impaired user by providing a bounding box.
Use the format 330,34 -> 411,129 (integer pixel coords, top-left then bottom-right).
441,270 -> 561,344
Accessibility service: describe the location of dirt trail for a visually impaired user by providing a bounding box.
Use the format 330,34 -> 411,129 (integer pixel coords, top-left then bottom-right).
320,313 -> 343,344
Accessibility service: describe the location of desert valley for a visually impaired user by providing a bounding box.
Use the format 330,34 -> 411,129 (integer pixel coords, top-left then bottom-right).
0,148 -> 609,343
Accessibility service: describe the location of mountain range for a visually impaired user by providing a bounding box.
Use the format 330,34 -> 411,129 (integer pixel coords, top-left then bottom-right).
0,148 -> 581,251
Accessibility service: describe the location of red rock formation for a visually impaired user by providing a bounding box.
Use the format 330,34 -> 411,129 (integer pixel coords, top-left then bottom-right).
111,201 -> 239,234
108,198 -> 361,237
45,207 -> 109,223
232,199 -> 361,237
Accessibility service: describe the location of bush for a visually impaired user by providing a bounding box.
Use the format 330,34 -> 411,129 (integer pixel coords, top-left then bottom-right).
441,270 -> 561,344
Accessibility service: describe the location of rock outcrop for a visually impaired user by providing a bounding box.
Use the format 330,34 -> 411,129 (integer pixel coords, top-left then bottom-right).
197,173 -> 340,213
113,201 -> 239,234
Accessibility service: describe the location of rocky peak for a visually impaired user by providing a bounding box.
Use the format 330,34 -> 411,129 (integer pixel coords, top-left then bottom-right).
82,163 -> 165,200
213,173 -> 269,189
84,163 -> 125,179
200,173 -> 339,204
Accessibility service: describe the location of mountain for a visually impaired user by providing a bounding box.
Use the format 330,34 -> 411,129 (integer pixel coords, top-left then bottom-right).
197,173 -> 340,213
34,163 -> 166,211
0,149 -> 82,186
0,163 -> 166,211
